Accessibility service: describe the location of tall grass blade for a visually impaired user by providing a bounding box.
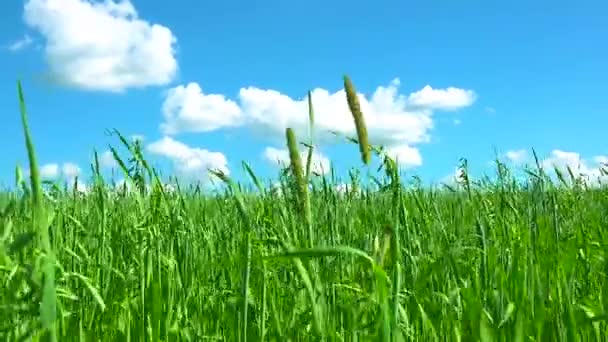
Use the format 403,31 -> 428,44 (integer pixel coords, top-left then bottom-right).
17,80 -> 57,341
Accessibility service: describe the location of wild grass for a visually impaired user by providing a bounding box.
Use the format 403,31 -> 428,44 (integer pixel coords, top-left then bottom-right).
1,78 -> 608,341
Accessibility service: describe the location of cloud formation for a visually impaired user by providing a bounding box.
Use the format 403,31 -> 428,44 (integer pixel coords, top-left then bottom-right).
160,83 -> 242,135
99,150 -> 118,169
384,145 -> 423,168
146,136 -> 229,182
38,162 -> 82,181
406,85 -> 476,111
61,162 -> 82,179
505,149 -> 528,164
19,0 -> 476,177
40,163 -> 60,179
160,78 -> 476,168
23,0 -> 178,92
262,146 -> 331,175
541,150 -> 608,184
503,148 -> 608,186
440,166 -> 467,186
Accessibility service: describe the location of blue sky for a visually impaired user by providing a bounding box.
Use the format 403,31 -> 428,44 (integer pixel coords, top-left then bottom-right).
0,0 -> 607,189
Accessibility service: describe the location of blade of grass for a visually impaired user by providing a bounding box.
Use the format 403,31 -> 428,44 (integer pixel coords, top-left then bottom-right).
17,80 -> 57,342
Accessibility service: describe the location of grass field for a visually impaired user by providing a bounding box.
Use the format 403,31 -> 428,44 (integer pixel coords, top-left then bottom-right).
1,79 -> 608,341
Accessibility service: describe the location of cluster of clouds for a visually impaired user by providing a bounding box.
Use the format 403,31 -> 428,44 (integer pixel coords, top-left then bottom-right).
11,0 -> 479,185
502,149 -> 608,185
439,149 -> 608,187
13,0 -> 600,189
153,77 -> 476,180
262,146 -> 331,175
39,162 -> 81,180
35,162 -> 87,192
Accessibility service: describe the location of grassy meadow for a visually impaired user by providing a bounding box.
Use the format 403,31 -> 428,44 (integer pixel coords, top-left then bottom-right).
1,78 -> 608,341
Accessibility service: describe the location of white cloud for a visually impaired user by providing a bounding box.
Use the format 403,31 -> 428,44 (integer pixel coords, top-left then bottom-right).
334,183 -> 363,196
542,150 -> 583,171
540,150 -> 608,185
99,150 -> 117,169
505,149 -> 528,164
262,146 -> 331,175
23,0 -> 178,92
236,79 -> 440,148
440,166 -> 466,186
113,178 -> 131,192
62,162 -> 81,179
163,183 -> 176,193
40,163 -> 60,179
262,147 -> 289,166
593,155 -> 608,165
504,149 -> 608,186
71,179 -> 88,193
406,85 -> 476,111
384,145 -> 422,168
8,34 -> 34,52
146,136 -> 229,182
334,183 -> 350,194
37,162 -> 81,181
161,78 -> 476,169
269,181 -> 284,196
160,82 -> 243,135
130,134 -> 145,143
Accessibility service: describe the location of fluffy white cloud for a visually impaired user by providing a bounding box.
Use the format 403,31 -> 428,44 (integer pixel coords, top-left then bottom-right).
269,182 -> 284,196
384,145 -> 422,168
262,147 -> 289,166
334,183 -> 363,196
35,162 -> 83,190
161,78 -> 476,168
262,146 -> 331,175
406,85 -> 476,111
130,134 -> 145,143
593,156 -> 608,165
72,179 -> 88,193
113,178 -> 131,192
236,79 -> 439,148
160,83 -> 243,135
40,163 -> 60,179
542,150 -> 584,171
146,136 -> 229,182
440,166 -> 467,186
99,150 -> 117,169
505,149 -> 528,164
8,34 -> 34,52
334,183 -> 350,194
23,0 -> 178,92
38,162 -> 81,180
541,150 -> 608,184
61,162 -> 81,179
111,179 -> 175,194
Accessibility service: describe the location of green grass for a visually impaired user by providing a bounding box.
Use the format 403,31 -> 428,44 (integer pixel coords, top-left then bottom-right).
1,79 -> 608,341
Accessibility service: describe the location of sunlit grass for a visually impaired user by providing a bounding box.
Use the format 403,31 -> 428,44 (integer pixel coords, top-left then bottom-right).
1,78 -> 607,341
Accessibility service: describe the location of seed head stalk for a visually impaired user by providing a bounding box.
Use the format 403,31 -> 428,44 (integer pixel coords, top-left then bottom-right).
286,128 -> 313,247
344,75 -> 371,165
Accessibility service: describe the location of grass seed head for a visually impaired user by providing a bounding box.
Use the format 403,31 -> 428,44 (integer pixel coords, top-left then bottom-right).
343,75 -> 371,165
286,128 -> 307,200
